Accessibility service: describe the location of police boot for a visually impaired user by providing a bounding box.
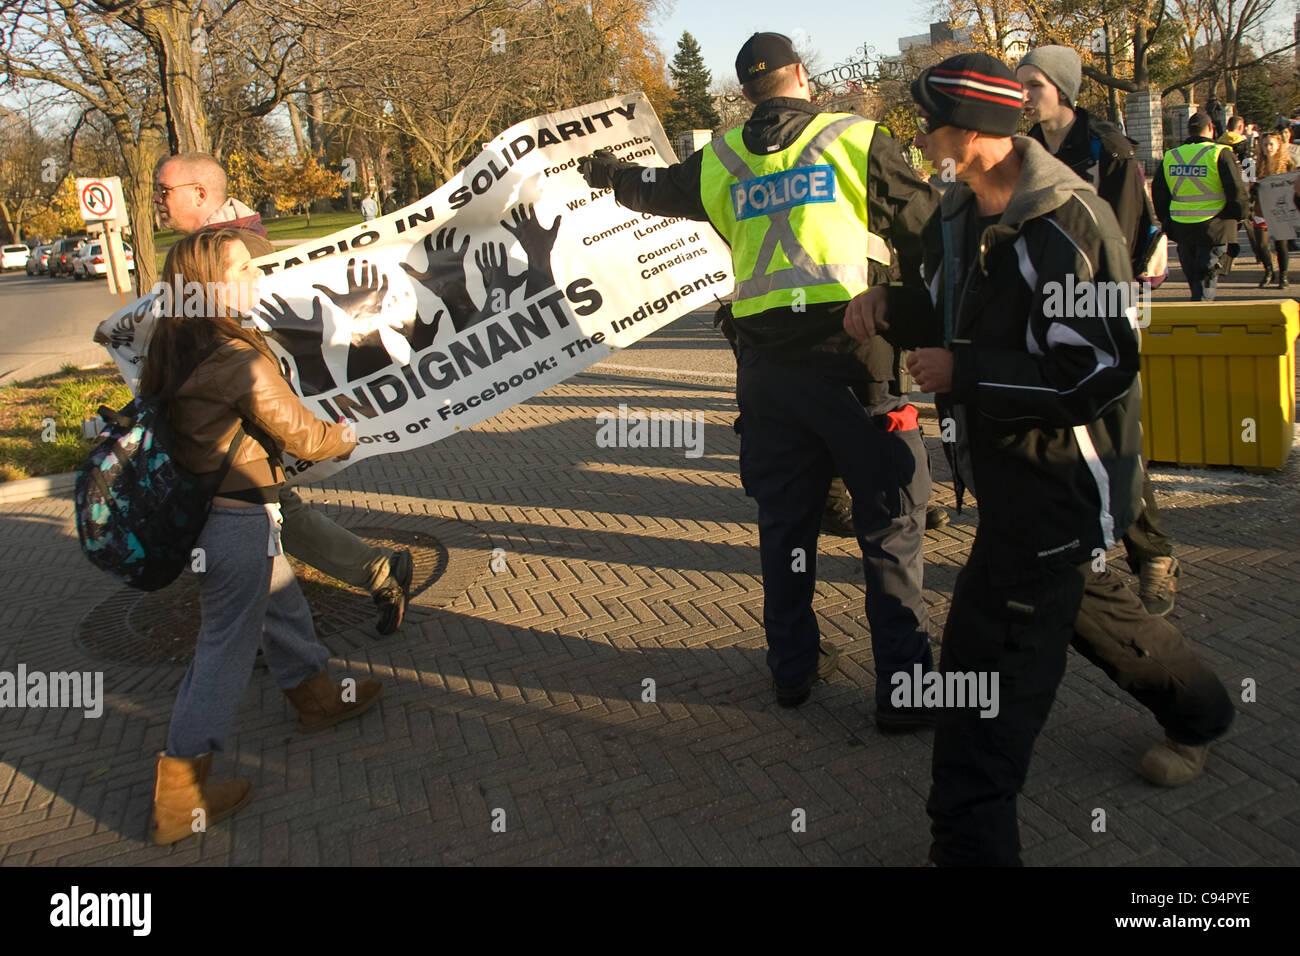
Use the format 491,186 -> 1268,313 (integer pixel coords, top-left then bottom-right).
1139,739 -> 1209,787
284,670 -> 383,733
150,753 -> 252,845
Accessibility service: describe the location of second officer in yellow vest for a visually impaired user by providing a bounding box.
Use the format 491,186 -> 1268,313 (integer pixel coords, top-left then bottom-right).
1153,111 -> 1246,301
579,32 -> 941,727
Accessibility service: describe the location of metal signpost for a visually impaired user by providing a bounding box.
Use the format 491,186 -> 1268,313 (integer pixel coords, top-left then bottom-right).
75,176 -> 133,305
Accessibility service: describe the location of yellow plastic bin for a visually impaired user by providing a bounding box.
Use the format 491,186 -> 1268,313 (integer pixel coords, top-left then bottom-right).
1139,300 -> 1298,470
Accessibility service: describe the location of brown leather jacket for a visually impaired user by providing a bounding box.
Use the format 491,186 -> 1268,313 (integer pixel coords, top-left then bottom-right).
170,338 -> 354,496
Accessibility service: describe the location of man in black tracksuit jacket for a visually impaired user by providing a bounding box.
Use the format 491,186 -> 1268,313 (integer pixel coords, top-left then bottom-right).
1022,103 -> 1181,602
845,53 -> 1232,865
580,33 -> 942,726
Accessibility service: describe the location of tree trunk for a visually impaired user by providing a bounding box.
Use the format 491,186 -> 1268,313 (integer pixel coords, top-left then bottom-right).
1134,18 -> 1150,89
136,4 -> 211,155
308,89 -> 326,156
287,97 -> 309,158
118,122 -> 166,295
1104,21 -> 1120,124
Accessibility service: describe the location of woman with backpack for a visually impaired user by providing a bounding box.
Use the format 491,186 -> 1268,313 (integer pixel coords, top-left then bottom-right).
139,228 -> 382,845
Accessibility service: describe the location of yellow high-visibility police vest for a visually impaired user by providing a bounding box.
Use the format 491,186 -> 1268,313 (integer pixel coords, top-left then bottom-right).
1162,141 -> 1228,224
698,112 -> 891,318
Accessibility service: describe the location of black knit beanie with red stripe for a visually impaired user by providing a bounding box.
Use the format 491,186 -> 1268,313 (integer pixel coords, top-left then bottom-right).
911,53 -> 1023,136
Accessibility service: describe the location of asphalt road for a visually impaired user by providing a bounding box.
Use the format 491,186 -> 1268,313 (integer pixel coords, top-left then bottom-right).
0,270 -> 130,384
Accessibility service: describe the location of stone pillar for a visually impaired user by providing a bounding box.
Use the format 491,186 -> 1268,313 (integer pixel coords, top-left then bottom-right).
1124,87 -> 1164,175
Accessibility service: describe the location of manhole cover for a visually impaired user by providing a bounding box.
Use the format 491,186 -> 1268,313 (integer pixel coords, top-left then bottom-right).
75,523 -> 467,667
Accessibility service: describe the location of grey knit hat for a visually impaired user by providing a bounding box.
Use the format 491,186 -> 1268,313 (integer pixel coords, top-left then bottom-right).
1018,45 -> 1082,106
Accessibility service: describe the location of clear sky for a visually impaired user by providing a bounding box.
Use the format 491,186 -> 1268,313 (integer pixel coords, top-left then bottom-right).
650,0 -> 937,89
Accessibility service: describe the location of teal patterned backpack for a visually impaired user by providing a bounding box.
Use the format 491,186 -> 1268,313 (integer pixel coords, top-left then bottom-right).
74,396 -> 245,591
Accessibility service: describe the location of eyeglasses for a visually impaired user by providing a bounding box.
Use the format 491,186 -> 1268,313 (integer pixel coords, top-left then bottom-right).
153,181 -> 200,200
915,116 -> 946,135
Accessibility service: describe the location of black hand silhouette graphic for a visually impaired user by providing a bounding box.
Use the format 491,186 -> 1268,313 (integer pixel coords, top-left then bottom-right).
475,241 -> 527,314
400,228 -> 477,332
313,258 -> 389,320
255,293 -> 336,396
501,204 -> 561,296
398,309 -> 443,353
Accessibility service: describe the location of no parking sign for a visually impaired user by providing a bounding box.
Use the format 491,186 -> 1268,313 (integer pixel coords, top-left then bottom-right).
76,177 -> 130,227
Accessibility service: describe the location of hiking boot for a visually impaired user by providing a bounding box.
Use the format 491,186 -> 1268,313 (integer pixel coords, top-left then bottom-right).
774,641 -> 840,708
1139,738 -> 1209,787
1138,556 -> 1180,616
284,670 -> 383,733
820,506 -> 856,537
150,753 -> 252,846
925,505 -> 950,530
821,479 -> 856,537
373,549 -> 413,635
875,702 -> 939,734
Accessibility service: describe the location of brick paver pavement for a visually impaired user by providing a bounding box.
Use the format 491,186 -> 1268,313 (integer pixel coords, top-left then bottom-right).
1,371 -> 1297,866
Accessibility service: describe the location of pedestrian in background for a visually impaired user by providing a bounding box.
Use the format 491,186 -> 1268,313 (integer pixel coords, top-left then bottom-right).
1153,113 -> 1246,301
361,190 -> 380,221
1251,132 -> 1296,289
1018,45 -> 1181,613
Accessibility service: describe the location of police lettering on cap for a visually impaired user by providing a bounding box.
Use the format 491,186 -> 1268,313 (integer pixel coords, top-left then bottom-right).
736,32 -> 801,85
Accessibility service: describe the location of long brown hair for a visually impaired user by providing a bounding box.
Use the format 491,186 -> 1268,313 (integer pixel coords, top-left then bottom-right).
1257,133 -> 1295,178
139,228 -> 277,400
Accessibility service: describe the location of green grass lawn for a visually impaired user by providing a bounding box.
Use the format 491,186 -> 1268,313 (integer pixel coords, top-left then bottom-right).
153,210 -> 366,270
0,364 -> 133,481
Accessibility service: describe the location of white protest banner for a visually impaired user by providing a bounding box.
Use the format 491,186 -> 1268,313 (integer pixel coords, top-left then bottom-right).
95,94 -> 734,484
1256,171 -> 1300,240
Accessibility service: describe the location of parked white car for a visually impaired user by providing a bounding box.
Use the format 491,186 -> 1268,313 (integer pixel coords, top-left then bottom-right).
25,244 -> 52,275
1,244 -> 31,271
72,240 -> 136,279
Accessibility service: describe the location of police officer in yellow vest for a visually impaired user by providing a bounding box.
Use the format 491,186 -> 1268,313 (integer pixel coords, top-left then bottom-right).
1153,112 -> 1246,301
579,32 -> 941,727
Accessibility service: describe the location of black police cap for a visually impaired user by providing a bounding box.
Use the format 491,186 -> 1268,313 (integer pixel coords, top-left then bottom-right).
735,32 -> 801,86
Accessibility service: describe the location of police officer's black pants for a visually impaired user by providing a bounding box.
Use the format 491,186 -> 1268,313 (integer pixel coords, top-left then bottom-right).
1121,470 -> 1172,569
1176,241 -> 1228,301
736,347 -> 933,703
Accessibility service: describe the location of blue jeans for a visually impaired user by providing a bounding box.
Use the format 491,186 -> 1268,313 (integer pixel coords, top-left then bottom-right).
165,506 -> 329,757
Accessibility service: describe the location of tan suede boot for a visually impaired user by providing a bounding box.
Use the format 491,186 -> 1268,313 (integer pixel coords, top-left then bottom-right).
284,670 -> 382,733
150,753 -> 253,846
1139,738 -> 1209,787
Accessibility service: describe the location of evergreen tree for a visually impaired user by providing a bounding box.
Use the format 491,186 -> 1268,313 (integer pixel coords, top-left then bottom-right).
664,32 -> 721,140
